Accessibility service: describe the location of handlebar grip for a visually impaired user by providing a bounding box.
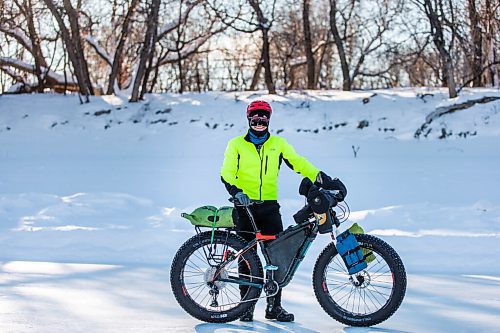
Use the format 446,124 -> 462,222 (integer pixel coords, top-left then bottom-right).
228,198 -> 263,206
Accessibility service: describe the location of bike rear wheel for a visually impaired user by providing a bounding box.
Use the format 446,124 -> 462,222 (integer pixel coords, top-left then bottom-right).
313,234 -> 406,327
170,231 -> 263,323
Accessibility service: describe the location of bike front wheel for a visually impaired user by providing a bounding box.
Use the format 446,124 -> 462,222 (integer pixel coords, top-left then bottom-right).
313,234 -> 406,327
170,231 -> 263,323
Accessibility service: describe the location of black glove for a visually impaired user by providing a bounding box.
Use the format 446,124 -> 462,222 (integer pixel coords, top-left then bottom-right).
307,185 -> 337,214
315,171 -> 347,201
299,177 -> 313,196
234,192 -> 251,206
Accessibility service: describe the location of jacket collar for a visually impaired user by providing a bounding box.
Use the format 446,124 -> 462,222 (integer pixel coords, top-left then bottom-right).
244,131 -> 271,144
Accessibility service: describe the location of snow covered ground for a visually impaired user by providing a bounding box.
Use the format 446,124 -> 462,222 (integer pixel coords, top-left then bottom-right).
1,88 -> 500,332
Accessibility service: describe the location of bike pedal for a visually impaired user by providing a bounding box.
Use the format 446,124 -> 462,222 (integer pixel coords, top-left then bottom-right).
264,265 -> 279,271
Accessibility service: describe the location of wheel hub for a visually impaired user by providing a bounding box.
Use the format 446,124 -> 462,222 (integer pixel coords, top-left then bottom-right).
204,267 -> 228,289
350,270 -> 371,288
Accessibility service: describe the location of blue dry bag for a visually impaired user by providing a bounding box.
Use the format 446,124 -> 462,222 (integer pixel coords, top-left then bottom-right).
335,230 -> 367,275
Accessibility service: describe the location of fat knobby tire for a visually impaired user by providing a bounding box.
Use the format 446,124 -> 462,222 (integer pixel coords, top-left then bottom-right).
170,231 -> 263,323
313,234 -> 407,327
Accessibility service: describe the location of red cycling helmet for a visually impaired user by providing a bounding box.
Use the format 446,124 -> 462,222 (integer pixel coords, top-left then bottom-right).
246,100 -> 272,117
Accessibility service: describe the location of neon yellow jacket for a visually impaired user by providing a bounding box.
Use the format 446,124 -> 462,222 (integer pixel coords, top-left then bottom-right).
221,134 -> 320,200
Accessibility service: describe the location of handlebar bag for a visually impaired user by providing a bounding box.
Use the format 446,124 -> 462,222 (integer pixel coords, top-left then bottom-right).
181,206 -> 236,228
315,211 -> 334,234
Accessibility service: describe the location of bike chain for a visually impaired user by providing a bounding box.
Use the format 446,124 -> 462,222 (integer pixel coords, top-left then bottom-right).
207,276 -> 280,309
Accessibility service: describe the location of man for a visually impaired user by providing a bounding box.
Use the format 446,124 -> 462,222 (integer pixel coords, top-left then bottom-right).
220,100 -> 333,322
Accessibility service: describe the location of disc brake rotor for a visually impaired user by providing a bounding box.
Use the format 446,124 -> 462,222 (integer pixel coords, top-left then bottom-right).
350,270 -> 371,288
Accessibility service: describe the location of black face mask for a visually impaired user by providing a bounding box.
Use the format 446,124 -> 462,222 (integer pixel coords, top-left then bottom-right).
247,110 -> 270,137
249,127 -> 269,137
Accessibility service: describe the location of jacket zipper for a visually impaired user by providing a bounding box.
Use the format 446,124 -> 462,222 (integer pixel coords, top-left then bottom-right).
259,145 -> 265,200
265,156 -> 268,175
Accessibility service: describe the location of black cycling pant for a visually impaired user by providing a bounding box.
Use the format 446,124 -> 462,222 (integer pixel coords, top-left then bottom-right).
236,201 -> 283,308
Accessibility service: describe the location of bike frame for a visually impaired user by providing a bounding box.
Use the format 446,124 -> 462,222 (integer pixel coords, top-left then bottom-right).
211,204 -> 321,290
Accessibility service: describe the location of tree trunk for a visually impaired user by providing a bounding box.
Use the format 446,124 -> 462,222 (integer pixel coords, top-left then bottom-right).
195,61 -> 202,92
175,5 -> 185,95
42,0 -> 91,101
107,0 -> 139,94
468,0 -> 483,87
303,0 -> 315,89
482,0 -> 496,86
315,37 -> 329,87
204,52 -> 210,91
249,49 -> 263,90
23,0 -> 47,92
261,28 -> 276,94
140,0 -> 159,100
329,0 -> 351,91
130,0 -> 160,102
423,0 -> 457,98
177,56 -> 184,93
149,61 -> 161,93
63,0 -> 94,95
248,0 -> 275,94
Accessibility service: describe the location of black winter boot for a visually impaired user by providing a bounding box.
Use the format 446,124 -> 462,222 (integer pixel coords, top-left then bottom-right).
239,305 -> 255,322
265,305 -> 294,322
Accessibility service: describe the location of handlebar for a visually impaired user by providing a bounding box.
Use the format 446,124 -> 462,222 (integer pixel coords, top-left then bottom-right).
322,189 -> 344,201
228,197 -> 264,207
228,197 -> 262,233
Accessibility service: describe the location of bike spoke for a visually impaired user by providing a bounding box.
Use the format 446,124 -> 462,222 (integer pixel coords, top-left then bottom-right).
329,258 -> 347,273
326,276 -> 350,284
339,285 -> 355,308
185,259 -> 205,273
366,284 -> 391,298
361,288 -> 376,313
365,286 -> 385,308
189,284 -> 207,301
330,283 -> 351,298
226,284 -> 241,300
185,281 -> 205,286
181,240 -> 259,313
324,242 -> 397,317
192,250 -> 209,266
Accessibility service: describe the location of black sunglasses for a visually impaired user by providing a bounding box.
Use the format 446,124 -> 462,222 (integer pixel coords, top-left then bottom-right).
248,115 -> 269,126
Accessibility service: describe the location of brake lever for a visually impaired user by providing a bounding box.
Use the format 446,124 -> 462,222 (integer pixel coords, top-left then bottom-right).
324,189 -> 344,201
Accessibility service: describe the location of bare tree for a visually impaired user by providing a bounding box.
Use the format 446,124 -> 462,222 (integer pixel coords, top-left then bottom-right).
302,0 -> 315,89
329,0 -> 351,90
129,0 -> 160,102
129,0 -> 219,100
481,0 -> 499,86
420,0 -> 458,98
329,0 -> 403,91
208,0 -> 277,94
17,0 -> 45,92
106,0 -> 140,94
43,0 -> 94,101
467,0 -> 482,87
0,0 -> 81,93
1,0 -> 496,96
247,0 -> 276,94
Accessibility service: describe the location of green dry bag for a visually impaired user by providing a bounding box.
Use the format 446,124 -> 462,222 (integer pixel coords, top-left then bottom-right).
348,222 -> 376,263
181,205 -> 236,228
